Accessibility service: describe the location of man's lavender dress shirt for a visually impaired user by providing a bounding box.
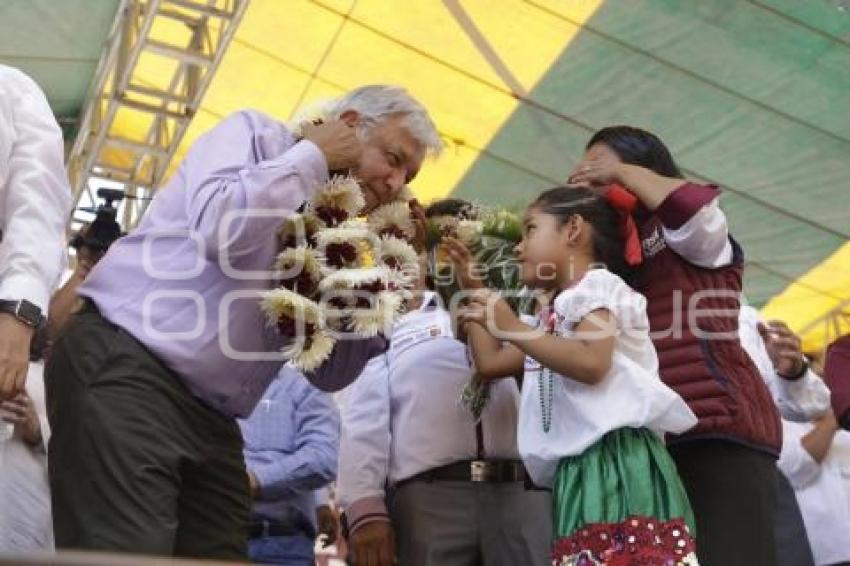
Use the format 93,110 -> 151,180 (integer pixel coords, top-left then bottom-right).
79,110 -> 385,417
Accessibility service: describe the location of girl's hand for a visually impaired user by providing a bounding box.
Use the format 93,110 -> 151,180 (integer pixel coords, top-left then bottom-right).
461,289 -> 520,334
443,236 -> 484,290
568,154 -> 625,187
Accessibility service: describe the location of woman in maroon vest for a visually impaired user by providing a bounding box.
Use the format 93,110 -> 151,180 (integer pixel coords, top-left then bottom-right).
570,126 -> 782,566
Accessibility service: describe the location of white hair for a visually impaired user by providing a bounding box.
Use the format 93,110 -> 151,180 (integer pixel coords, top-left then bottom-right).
303,85 -> 442,157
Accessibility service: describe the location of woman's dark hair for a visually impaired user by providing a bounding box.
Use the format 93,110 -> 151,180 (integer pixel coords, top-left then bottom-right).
424,198 -> 478,220
587,126 -> 683,179
531,186 -> 634,283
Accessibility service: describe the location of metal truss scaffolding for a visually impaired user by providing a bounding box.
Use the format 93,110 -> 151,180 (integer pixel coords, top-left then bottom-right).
66,0 -> 249,231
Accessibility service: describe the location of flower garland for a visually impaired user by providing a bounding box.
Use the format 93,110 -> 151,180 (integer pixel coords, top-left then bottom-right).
261,175 -> 418,371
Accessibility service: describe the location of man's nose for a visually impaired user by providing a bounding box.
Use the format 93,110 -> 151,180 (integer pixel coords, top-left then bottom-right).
387,168 -> 406,194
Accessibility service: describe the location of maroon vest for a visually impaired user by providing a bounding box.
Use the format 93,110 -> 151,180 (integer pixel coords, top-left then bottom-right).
635,217 -> 781,455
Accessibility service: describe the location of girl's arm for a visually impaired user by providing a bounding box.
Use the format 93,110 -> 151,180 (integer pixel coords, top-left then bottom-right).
464,320 -> 525,381
464,291 -> 616,385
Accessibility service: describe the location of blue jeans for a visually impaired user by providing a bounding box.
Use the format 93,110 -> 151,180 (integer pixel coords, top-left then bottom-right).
248,534 -> 315,565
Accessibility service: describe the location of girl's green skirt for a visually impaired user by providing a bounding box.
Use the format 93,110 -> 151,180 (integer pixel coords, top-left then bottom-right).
551,427 -> 698,565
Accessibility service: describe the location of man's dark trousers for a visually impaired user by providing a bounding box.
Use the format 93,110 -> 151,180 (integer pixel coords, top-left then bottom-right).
46,301 -> 251,559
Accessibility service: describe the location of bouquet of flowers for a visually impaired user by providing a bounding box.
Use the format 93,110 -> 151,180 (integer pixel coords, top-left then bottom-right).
428,205 -> 531,315
425,203 -> 531,420
261,176 -> 418,371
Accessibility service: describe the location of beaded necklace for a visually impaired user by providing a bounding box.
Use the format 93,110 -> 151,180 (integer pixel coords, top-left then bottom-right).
538,307 -> 558,433
538,367 -> 554,433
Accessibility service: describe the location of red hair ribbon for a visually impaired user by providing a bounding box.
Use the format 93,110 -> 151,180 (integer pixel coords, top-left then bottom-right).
602,184 -> 642,266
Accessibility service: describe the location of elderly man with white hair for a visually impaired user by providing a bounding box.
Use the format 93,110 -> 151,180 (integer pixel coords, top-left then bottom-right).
45,85 -> 441,560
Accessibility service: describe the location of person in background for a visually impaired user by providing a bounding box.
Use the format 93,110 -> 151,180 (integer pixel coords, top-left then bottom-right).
0,360 -> 52,552
240,366 -> 339,565
0,63 -> 72,554
824,335 -> 850,431
0,64 -> 71,400
779,409 -> 850,565
48,204 -> 123,342
338,199 -> 552,566
739,305 -> 832,566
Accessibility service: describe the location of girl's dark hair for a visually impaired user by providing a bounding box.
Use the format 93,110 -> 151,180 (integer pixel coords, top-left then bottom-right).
424,198 -> 477,220
587,126 -> 683,179
531,186 -> 634,283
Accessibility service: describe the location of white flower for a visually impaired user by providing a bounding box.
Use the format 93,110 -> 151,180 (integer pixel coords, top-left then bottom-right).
456,219 -> 483,245
284,330 -> 336,372
314,225 -> 374,247
367,201 -> 416,241
429,214 -> 459,238
349,291 -> 403,337
314,225 -> 376,271
260,289 -> 324,331
311,175 -> 365,226
378,236 -> 419,277
319,266 -> 393,293
272,246 -> 324,296
277,212 -> 325,249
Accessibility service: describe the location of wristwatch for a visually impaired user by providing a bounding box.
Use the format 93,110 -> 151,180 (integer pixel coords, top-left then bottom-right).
0,299 -> 45,328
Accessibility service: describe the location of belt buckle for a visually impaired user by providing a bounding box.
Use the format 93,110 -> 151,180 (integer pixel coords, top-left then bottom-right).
470,460 -> 490,482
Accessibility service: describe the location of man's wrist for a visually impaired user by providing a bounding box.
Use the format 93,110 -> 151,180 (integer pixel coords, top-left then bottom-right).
0,311 -> 36,335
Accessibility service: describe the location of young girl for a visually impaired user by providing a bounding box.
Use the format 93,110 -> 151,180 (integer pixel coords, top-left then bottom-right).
450,186 -> 699,565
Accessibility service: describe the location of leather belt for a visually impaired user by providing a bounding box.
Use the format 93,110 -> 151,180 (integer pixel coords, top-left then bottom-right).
397,459 -> 533,486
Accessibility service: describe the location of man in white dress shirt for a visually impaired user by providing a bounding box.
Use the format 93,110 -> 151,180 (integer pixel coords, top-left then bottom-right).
777,333 -> 850,566
337,200 -> 551,566
0,64 -> 71,400
739,305 -> 832,566
0,64 -> 69,553
779,411 -> 850,565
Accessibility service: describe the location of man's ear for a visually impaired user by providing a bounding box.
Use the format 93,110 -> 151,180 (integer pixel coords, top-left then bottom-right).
339,109 -> 359,127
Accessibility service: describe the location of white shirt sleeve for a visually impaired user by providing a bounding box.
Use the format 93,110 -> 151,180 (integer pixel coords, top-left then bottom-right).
554,269 -> 646,330
336,353 -> 392,510
0,66 -> 71,312
778,420 -> 823,490
662,200 -> 733,269
739,306 -> 831,422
